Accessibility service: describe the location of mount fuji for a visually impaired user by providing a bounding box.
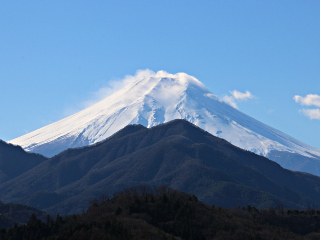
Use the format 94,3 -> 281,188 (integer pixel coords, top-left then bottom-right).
9,70 -> 320,175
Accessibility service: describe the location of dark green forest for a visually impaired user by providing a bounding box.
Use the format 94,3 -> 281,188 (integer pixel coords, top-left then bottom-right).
0,202 -> 46,230
2,186 -> 320,240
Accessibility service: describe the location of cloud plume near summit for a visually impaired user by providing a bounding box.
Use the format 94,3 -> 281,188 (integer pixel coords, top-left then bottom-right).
222,90 -> 255,109
73,70 -> 255,112
83,69 -> 205,108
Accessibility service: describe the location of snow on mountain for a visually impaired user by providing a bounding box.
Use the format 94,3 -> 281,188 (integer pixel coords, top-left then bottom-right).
9,70 -> 320,175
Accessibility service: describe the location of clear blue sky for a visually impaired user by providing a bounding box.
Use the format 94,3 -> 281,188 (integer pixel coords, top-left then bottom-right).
1,1 -> 320,148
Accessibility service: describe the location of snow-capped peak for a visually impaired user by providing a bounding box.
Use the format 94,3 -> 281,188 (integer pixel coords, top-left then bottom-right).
8,70 -> 320,175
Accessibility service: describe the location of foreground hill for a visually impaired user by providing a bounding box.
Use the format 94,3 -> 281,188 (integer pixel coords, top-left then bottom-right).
9,70 -> 320,176
1,186 -> 320,240
2,120 -> 320,215
0,201 -> 46,229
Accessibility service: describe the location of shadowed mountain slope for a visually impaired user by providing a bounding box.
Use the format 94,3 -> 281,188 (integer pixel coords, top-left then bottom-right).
0,201 -> 47,229
0,140 -> 46,183
2,120 -> 320,215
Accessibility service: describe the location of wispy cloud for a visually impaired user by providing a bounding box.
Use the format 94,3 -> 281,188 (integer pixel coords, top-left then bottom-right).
222,90 -> 255,109
64,70 -> 255,117
294,94 -> 320,107
231,90 -> 254,101
222,95 -> 238,108
300,109 -> 320,120
83,69 -> 156,108
63,69 -> 156,117
294,94 -> 320,120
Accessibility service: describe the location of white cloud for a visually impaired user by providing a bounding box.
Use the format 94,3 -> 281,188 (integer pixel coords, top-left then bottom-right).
294,94 -> 320,120
80,69 -> 206,109
294,94 -> 320,107
300,109 -> 320,120
222,95 -> 238,108
83,69 -> 156,108
231,90 -> 254,101
222,90 -> 255,109
62,69 -> 156,117
64,70 -> 255,115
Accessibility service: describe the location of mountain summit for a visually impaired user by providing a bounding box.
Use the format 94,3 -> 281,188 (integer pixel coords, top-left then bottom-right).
9,70 -> 320,175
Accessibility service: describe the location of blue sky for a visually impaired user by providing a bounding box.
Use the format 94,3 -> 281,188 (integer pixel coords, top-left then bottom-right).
1,1 -> 320,148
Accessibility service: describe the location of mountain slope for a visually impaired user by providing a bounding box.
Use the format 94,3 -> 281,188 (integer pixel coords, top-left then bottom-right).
8,70 -> 320,175
0,140 -> 47,183
0,201 -> 46,229
2,120 -> 320,215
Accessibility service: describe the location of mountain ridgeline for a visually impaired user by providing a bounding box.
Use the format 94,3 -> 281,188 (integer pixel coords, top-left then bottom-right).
0,140 -> 46,183
2,119 -> 320,216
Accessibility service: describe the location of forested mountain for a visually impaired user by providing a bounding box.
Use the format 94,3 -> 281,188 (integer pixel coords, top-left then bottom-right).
1,186 -> 320,240
0,140 -> 46,183
0,201 -> 46,229
2,120 -> 320,216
